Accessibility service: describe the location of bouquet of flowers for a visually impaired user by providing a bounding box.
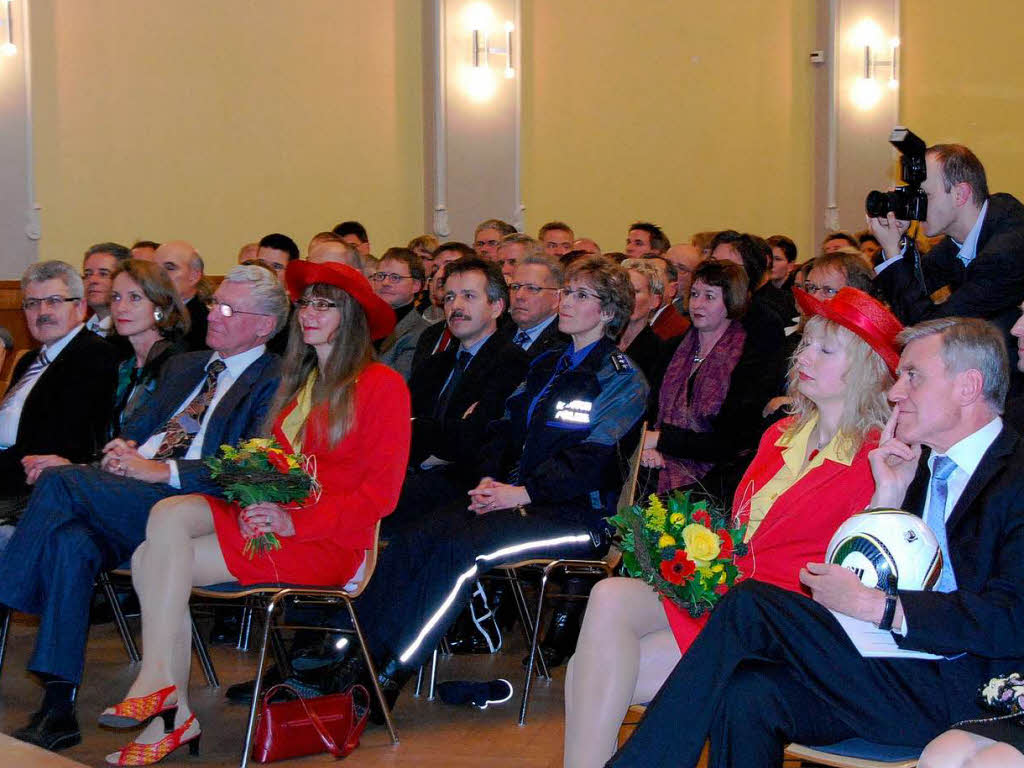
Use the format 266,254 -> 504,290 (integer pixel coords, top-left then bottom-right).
205,438 -> 318,559
608,490 -> 747,617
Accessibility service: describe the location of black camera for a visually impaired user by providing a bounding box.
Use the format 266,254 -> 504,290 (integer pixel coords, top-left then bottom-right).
865,127 -> 929,222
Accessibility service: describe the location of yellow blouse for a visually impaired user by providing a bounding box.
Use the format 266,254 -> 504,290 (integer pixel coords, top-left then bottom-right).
279,371 -> 316,449
743,416 -> 856,542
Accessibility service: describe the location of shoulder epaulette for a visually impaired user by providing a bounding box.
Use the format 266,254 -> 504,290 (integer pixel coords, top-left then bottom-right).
610,351 -> 633,373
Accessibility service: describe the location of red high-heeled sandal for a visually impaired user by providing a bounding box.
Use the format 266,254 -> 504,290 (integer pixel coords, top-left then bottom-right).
99,684 -> 178,729
105,713 -> 201,766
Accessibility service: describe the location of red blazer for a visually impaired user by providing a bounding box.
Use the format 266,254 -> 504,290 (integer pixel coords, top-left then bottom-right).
650,304 -> 691,340
213,363 -> 412,586
665,417 -> 880,651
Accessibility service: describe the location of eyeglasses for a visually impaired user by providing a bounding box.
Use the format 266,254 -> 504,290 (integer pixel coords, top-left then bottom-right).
207,300 -> 271,318
558,287 -> 602,302
474,239 -> 500,250
296,298 -> 338,312
370,272 -> 416,284
22,295 -> 80,311
803,283 -> 839,299
509,283 -> 559,296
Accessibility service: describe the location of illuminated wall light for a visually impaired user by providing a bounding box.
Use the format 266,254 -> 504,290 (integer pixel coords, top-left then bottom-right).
850,19 -> 898,109
464,2 -> 514,100
1,0 -> 16,57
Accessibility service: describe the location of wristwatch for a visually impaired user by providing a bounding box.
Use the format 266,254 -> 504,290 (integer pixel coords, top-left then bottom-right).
878,574 -> 898,632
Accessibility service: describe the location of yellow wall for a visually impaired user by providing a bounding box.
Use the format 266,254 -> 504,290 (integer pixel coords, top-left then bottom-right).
30,0 -> 425,272
901,0 -> 1024,199
522,0 -> 818,258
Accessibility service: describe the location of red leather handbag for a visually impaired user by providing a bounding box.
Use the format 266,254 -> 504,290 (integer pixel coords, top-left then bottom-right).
251,683 -> 369,763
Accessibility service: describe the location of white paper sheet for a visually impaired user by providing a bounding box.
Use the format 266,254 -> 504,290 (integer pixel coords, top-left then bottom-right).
830,610 -> 944,660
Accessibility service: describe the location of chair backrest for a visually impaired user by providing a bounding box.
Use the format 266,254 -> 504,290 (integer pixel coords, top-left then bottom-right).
616,420 -> 646,511
343,519 -> 382,598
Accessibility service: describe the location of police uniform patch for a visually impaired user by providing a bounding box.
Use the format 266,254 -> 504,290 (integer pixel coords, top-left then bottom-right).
610,352 -> 632,373
553,399 -> 593,424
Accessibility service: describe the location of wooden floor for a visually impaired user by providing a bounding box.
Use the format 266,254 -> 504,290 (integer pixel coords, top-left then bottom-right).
0,613 -> 568,768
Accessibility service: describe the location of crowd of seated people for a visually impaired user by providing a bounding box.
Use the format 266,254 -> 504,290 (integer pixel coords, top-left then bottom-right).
0,137 -> 1022,768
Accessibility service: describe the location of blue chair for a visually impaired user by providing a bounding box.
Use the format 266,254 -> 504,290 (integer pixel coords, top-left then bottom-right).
785,739 -> 920,767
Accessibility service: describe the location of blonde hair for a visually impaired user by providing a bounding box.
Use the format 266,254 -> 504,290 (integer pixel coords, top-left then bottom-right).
783,315 -> 892,455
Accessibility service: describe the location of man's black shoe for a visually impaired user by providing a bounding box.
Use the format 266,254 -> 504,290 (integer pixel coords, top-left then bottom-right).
13,708 -> 81,751
445,631 -> 497,654
522,644 -> 570,669
225,665 -> 284,704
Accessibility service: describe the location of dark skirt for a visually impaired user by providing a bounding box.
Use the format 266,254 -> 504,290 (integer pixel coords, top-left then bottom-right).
956,715 -> 1024,751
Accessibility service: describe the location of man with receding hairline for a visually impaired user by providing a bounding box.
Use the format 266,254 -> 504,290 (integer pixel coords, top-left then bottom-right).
154,240 -> 208,351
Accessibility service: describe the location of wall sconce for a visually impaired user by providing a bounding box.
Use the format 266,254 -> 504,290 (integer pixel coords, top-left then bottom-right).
850,20 -> 898,110
473,20 -> 515,79
460,2 -> 515,103
1,0 -> 16,57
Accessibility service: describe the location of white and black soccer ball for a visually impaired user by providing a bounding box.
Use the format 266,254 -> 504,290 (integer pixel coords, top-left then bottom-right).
826,509 -> 942,592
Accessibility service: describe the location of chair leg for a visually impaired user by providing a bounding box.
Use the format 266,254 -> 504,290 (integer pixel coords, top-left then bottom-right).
344,597 -> 399,745
98,572 -> 140,663
236,599 -> 255,651
414,663 -> 425,698
427,647 -> 439,702
519,567 -> 552,727
0,605 -> 10,678
190,611 -> 220,688
507,568 -> 550,680
239,596 -> 279,768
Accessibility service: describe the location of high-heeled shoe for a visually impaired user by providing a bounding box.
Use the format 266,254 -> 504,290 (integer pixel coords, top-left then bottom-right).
98,684 -> 178,729
105,713 -> 201,766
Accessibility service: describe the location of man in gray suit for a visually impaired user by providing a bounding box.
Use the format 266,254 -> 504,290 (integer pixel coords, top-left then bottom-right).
372,247 -> 429,380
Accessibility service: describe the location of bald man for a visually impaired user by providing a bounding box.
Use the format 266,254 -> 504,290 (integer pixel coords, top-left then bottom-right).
572,238 -> 602,257
307,235 -> 363,270
665,243 -> 703,312
154,240 -> 208,350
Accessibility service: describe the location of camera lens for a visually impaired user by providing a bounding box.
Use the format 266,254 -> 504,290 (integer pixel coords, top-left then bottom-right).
865,190 -> 894,218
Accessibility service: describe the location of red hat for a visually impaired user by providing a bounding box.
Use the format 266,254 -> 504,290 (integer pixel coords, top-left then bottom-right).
794,287 -> 903,374
285,261 -> 396,341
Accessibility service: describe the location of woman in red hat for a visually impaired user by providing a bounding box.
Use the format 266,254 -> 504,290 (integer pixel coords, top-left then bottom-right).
99,261 -> 411,766
564,287 -> 903,768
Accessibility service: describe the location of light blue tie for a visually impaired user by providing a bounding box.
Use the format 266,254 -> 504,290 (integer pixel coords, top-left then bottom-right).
925,455 -> 958,592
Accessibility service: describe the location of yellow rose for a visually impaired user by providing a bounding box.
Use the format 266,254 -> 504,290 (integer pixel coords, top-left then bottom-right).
682,523 -> 721,566
243,438 -> 274,450
658,533 -> 676,548
669,512 -> 685,525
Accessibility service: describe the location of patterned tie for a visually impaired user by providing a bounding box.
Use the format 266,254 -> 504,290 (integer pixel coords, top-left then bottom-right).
154,360 -> 227,460
0,350 -> 50,410
513,329 -> 531,349
434,350 -> 471,419
924,455 -> 958,592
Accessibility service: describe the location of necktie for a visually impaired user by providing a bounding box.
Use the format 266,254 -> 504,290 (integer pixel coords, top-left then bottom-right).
924,455 -> 958,592
434,350 -> 471,419
513,330 -> 531,349
0,350 -> 50,410
154,360 -> 227,460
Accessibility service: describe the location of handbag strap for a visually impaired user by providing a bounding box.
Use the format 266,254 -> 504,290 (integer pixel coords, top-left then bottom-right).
261,683 -> 370,758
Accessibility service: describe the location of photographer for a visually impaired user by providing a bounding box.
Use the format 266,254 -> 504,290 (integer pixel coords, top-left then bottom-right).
870,143 -> 1024,368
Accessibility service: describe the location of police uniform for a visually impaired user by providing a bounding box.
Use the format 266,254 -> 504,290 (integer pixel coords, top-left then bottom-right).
356,336 -> 649,669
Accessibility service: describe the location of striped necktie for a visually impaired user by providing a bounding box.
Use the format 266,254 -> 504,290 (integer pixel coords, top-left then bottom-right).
0,350 -> 50,410
153,360 -> 227,459
924,455 -> 958,592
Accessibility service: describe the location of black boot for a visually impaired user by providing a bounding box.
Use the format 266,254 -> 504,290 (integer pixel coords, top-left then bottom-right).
356,657 -> 414,725
523,581 -> 589,668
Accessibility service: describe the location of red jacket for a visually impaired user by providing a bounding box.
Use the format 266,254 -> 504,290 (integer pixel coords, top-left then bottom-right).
650,304 -> 691,340
665,417 -> 880,650
213,363 -> 411,586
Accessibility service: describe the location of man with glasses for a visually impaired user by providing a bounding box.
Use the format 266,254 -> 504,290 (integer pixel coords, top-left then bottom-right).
152,240 -> 209,351
0,261 -> 119,514
81,242 -> 132,339
0,265 -> 286,752
473,218 -> 517,261
371,247 -> 429,381
508,252 -> 568,357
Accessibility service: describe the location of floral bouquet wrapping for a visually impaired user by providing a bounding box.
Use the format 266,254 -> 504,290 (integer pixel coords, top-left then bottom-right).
608,490 -> 748,618
205,438 -> 318,559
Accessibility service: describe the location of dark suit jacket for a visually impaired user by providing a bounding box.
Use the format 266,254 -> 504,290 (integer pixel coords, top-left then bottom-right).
184,295 -> 210,351
520,316 -> 569,359
120,349 -> 281,493
875,193 -> 1024,368
411,321 -> 450,375
407,331 -> 529,479
0,329 -> 120,497
623,324 -> 663,386
895,425 -> 1024,718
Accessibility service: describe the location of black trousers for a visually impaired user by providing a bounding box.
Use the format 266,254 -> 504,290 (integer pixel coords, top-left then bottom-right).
609,580 -> 969,768
356,500 -> 606,670
379,466 -> 468,541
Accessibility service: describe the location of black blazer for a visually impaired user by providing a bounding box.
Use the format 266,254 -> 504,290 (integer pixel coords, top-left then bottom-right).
0,329 -> 120,497
520,317 -> 569,360
121,349 -> 281,493
895,425 -> 1024,720
183,295 -> 210,351
407,331 -> 529,478
411,321 -> 449,374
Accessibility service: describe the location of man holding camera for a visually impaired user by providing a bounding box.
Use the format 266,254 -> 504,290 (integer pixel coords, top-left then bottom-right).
870,142 -> 1024,368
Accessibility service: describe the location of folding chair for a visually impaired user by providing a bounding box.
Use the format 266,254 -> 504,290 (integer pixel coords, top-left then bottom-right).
190,521 -> 397,768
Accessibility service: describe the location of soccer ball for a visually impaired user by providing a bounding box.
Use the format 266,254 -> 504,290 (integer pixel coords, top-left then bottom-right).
826,509 -> 942,592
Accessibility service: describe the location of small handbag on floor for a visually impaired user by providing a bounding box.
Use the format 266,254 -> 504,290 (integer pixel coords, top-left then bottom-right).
251,682 -> 369,763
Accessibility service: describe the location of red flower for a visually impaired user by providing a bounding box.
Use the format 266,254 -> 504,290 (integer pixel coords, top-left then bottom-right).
266,450 -> 291,474
714,584 -> 729,596
717,529 -> 734,559
692,508 -> 711,527
660,550 -> 696,585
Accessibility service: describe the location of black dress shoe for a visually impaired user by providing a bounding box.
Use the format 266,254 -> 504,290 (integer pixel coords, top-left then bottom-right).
13,708 -> 81,751
225,665 -> 284,704
445,631 -> 497,654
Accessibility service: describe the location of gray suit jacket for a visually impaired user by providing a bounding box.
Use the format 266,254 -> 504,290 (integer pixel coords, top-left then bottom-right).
379,308 -> 430,381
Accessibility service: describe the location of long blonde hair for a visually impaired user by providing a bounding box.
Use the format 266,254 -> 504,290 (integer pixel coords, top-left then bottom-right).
783,315 -> 892,456
266,283 -> 373,446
